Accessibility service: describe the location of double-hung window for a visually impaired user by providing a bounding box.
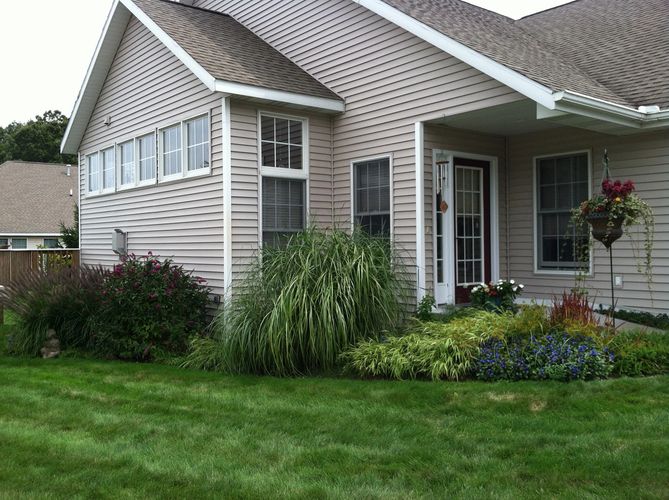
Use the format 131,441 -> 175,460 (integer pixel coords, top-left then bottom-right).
353,157 -> 391,237
260,114 -> 307,246
535,152 -> 590,271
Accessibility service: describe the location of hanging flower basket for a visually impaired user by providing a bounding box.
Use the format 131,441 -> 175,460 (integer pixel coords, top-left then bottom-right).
585,212 -> 624,248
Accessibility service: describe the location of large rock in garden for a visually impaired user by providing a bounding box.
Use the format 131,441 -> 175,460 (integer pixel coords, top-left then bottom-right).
40,329 -> 61,359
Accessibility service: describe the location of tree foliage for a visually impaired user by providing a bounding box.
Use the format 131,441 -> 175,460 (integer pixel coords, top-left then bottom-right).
0,110 -> 76,164
59,204 -> 79,249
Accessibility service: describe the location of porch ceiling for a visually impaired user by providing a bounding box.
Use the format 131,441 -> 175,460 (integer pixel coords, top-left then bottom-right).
427,100 -> 558,136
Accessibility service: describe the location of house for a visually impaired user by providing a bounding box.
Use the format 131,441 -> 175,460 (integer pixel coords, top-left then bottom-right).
61,0 -> 669,312
0,161 -> 78,249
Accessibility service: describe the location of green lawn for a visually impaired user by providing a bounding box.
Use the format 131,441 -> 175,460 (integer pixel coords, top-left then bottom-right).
0,314 -> 668,498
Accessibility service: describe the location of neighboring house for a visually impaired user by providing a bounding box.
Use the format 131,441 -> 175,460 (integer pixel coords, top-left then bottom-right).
0,161 -> 78,250
61,0 -> 669,312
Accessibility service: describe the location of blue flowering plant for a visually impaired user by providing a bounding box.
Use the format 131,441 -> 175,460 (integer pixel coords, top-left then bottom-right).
470,279 -> 524,312
476,333 -> 614,382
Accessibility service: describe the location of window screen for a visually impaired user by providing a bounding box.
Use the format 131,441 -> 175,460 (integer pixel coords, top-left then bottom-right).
87,153 -> 99,193
102,148 -> 115,190
354,158 -> 391,237
262,177 -> 305,246
536,153 -> 589,270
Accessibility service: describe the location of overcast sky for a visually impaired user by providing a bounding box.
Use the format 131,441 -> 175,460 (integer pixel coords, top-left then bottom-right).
0,0 -> 573,128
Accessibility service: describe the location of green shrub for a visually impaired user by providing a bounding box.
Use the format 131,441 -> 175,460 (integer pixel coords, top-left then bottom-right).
416,294 -> 436,321
609,331 -> 669,377
610,309 -> 669,330
91,254 -> 210,361
0,266 -> 105,356
342,307 -> 554,381
185,228 -> 410,375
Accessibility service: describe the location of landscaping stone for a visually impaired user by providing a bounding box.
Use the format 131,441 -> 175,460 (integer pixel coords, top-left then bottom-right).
40,329 -> 61,359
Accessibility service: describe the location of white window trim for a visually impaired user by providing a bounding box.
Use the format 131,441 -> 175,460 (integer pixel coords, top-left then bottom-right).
158,112 -> 212,183
349,154 -> 394,239
257,110 -> 310,245
532,149 -> 593,276
86,151 -> 101,195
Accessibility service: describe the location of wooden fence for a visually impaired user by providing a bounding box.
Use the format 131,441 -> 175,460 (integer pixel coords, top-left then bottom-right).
0,249 -> 80,286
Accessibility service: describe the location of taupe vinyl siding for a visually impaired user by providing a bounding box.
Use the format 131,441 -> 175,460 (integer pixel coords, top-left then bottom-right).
507,128 -> 669,312
229,101 -> 334,284
79,17 -> 226,293
195,0 -> 523,290
423,125 -> 508,296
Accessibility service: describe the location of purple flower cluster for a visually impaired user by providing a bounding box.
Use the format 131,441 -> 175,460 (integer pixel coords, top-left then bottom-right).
476,333 -> 614,382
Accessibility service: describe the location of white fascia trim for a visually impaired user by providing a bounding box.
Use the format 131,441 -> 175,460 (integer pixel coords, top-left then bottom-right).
352,0 -> 555,110
121,0 -> 216,91
214,80 -> 345,113
222,96 -> 233,300
61,0 -> 124,154
0,233 -> 62,237
415,121 -> 426,303
554,91 -> 669,129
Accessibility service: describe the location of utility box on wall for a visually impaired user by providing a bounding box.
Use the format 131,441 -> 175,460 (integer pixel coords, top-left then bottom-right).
112,229 -> 127,256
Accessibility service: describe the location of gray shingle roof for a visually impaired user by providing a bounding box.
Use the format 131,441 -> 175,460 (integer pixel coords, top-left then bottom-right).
381,0 -> 668,109
131,0 -> 342,101
518,0 -> 669,109
0,162 -> 78,234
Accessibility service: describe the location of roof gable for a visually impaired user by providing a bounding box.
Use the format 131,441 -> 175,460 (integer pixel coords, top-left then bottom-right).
62,0 -> 343,154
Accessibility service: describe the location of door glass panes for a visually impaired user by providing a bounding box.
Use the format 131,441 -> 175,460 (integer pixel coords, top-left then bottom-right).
455,166 -> 483,285
162,125 -> 182,176
354,158 -> 391,237
436,189 -> 444,284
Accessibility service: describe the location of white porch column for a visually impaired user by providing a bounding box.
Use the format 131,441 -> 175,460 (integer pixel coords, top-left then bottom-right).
222,95 -> 233,300
415,121 -> 426,303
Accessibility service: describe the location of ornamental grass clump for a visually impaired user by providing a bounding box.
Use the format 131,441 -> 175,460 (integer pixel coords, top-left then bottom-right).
0,266 -> 106,356
185,227 -> 409,376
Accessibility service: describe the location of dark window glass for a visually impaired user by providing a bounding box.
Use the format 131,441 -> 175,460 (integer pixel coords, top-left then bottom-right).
536,153 -> 589,270
354,158 -> 391,237
260,116 -> 303,170
262,177 -> 305,246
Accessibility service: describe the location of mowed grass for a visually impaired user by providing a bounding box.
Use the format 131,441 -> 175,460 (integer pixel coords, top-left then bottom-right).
0,313 -> 668,499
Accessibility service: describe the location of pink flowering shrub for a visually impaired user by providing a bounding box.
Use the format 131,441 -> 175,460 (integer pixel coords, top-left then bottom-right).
92,253 -> 211,360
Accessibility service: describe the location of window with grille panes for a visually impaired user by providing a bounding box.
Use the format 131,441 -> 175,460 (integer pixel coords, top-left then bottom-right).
260,114 -> 308,247
353,157 -> 391,238
536,152 -> 590,270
